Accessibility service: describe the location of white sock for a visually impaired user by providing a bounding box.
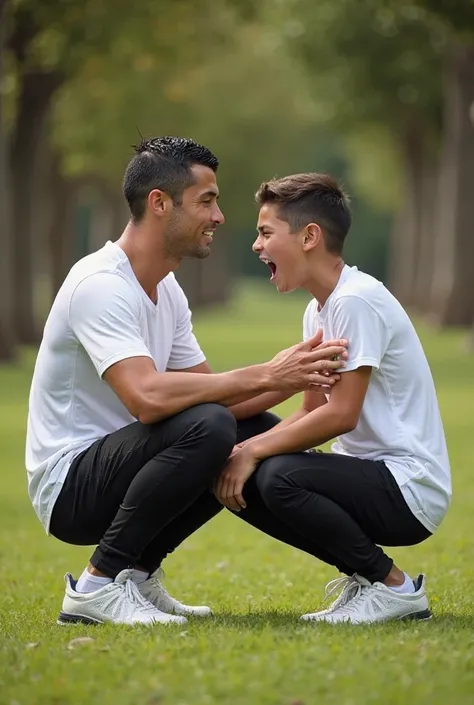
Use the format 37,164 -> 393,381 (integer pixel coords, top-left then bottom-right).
387,572 -> 415,594
75,568 -> 113,594
131,569 -> 149,585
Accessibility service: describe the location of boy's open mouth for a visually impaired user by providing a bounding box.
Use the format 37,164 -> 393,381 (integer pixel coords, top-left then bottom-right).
260,256 -> 277,281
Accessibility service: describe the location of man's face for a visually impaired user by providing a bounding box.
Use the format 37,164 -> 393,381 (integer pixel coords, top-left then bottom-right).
253,204 -> 308,293
164,165 -> 225,260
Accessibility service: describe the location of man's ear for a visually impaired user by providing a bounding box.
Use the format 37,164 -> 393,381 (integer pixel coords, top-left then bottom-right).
147,189 -> 172,216
302,223 -> 322,252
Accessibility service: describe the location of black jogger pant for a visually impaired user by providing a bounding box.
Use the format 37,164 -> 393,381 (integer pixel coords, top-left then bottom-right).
239,452 -> 431,583
50,403 -> 238,577
50,407 -> 430,583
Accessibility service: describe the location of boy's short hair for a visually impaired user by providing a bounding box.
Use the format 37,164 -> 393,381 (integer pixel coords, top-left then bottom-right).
255,173 -> 352,254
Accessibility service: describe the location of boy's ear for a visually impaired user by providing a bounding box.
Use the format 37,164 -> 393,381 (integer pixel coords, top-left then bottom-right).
302,223 -> 322,251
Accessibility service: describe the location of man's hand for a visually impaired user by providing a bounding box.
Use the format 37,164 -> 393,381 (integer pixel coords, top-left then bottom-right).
267,329 -> 347,393
214,446 -> 258,512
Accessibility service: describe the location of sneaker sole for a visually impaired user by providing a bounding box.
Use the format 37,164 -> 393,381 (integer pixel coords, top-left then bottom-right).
303,608 -> 433,625
398,608 -> 432,622
57,611 -> 103,626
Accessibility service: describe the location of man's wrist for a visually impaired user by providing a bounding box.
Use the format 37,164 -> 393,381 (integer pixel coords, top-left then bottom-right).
254,362 -> 276,392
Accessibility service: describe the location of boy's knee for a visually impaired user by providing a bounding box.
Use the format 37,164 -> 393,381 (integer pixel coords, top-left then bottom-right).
255,455 -> 290,508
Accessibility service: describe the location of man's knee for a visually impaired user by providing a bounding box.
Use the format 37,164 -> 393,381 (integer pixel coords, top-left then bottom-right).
194,403 -> 237,452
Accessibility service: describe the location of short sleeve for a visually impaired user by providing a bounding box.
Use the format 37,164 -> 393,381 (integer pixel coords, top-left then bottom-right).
69,273 -> 153,377
166,280 -> 206,370
331,295 -> 389,372
302,300 -> 317,342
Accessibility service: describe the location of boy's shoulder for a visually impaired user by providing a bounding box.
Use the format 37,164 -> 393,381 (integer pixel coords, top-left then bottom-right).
335,267 -> 382,300
331,267 -> 395,315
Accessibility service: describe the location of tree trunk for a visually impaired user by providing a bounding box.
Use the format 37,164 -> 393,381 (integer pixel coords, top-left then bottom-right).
429,42 -> 474,326
411,144 -> 439,314
49,151 -> 77,299
9,70 -> 63,343
199,232 -> 232,307
388,125 -> 424,308
175,234 -> 232,311
0,0 -> 17,361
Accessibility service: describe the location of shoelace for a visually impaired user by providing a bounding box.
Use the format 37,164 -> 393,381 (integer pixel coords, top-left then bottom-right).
332,583 -> 373,616
323,576 -> 356,602
122,578 -> 158,614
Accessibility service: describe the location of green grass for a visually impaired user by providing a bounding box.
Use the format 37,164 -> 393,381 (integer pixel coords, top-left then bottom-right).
1,280 -> 474,705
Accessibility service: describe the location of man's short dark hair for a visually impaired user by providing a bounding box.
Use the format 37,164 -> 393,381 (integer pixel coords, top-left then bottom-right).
255,173 -> 352,254
123,136 -> 219,222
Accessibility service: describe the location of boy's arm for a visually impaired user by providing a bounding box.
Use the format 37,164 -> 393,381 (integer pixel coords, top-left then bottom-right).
247,366 -> 372,459
215,294 -> 387,510
214,367 -> 371,510
235,385 -> 329,446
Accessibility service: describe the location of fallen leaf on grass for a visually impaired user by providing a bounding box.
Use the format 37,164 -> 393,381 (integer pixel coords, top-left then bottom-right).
67,637 -> 95,649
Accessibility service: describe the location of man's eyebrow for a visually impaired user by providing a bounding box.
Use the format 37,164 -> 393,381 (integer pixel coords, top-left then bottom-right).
200,189 -> 219,199
257,224 -> 272,233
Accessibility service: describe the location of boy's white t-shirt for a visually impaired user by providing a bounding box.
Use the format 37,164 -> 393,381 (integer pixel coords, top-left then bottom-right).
302,265 -> 451,534
26,241 -> 206,532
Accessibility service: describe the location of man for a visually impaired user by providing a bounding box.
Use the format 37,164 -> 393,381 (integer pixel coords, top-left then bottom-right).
216,172 -> 451,625
26,138 -> 347,626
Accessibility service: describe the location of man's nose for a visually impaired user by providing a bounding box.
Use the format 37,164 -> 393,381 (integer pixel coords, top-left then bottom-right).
212,204 -> 225,225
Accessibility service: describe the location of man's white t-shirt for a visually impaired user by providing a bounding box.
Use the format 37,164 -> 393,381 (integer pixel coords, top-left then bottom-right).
302,265 -> 451,534
26,241 -> 206,533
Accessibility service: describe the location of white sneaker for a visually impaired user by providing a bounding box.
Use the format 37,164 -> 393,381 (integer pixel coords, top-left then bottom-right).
57,569 -> 188,626
303,574 -> 432,625
138,568 -> 212,617
301,574 -> 360,621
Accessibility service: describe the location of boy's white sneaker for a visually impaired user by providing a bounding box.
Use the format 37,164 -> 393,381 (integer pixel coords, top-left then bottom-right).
57,569 -> 188,626
138,568 -> 212,617
301,574 -> 432,625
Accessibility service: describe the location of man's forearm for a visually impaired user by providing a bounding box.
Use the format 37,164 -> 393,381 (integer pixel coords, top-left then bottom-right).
139,364 -> 273,423
247,403 -> 354,459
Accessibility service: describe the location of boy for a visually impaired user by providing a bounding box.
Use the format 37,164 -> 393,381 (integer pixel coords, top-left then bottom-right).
216,173 -> 451,624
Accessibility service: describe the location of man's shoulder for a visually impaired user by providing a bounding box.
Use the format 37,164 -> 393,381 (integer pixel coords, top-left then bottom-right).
63,245 -> 136,302
68,242 -> 123,280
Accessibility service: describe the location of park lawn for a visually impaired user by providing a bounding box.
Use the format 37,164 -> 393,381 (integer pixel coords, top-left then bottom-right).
1,280 -> 474,705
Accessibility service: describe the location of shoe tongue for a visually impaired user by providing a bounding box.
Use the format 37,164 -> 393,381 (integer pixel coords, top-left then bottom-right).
115,569 -> 134,584
355,575 -> 371,587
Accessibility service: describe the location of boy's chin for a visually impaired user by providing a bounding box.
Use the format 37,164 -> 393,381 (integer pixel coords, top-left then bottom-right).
276,280 -> 298,294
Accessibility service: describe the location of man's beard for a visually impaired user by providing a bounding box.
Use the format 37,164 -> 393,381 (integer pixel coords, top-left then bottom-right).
163,212 -> 211,260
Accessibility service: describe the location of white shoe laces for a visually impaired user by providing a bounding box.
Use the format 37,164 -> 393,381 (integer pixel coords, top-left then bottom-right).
122,578 -> 159,614
332,582 -> 373,616
323,576 -> 356,601
321,575 -> 359,611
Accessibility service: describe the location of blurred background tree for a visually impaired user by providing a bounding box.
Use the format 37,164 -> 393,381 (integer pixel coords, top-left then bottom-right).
1,0 -> 473,361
